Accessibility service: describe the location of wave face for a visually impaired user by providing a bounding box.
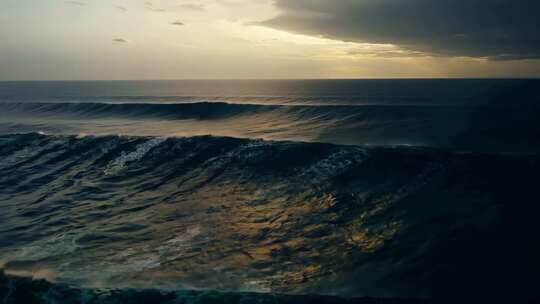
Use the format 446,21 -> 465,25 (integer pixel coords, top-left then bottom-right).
1,80 -> 540,300
1,79 -> 540,153
1,133 -> 540,299
1,101 -> 540,153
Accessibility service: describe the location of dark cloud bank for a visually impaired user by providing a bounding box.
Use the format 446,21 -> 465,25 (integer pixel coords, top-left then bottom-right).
260,0 -> 540,60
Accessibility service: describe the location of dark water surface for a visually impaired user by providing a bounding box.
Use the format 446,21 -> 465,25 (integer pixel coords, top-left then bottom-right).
0,80 -> 539,302
1,79 -> 539,152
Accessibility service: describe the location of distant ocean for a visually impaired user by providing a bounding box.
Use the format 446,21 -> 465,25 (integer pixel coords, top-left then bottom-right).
1,80 -> 539,302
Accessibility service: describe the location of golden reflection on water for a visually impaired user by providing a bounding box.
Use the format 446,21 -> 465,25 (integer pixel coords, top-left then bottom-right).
0,131 -> 411,294
113,169 -> 405,293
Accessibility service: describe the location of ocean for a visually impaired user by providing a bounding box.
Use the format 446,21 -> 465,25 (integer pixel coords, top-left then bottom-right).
1,79 -> 539,302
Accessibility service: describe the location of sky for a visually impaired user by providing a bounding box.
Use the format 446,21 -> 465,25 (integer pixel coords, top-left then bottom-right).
0,0 -> 539,80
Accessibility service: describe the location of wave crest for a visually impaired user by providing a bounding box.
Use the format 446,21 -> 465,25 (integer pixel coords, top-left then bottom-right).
1,133 -> 539,297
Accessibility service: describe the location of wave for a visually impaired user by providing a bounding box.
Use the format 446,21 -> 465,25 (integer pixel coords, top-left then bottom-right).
2,79 -> 538,107
0,101 -> 280,120
0,100 -> 476,117
0,271 -> 430,304
2,101 -> 540,153
1,133 -> 539,299
1,95 -> 450,106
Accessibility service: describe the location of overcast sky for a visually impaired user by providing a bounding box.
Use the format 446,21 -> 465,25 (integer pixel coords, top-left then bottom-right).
1,0 -> 539,80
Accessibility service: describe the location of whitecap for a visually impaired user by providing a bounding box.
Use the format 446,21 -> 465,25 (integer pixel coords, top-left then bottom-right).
104,137 -> 166,175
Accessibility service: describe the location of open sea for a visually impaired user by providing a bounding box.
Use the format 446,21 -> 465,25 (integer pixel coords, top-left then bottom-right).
1,79 -> 539,303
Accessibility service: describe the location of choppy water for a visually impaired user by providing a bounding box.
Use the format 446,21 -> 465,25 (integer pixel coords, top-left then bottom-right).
0,80 -> 539,301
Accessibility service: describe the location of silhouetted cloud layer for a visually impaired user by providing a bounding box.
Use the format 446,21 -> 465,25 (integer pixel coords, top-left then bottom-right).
260,0 -> 540,60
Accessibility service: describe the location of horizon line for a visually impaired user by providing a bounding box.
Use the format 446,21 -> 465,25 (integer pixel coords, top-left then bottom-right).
1,77 -> 540,82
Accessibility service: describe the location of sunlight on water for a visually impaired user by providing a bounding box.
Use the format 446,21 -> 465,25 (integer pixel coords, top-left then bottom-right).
1,80 -> 540,300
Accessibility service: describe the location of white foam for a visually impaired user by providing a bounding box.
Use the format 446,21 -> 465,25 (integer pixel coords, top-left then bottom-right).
0,232 -> 80,267
303,147 -> 367,182
105,138 -> 166,175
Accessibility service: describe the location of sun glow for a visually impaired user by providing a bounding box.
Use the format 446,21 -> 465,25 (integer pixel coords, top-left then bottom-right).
1,0 -> 539,80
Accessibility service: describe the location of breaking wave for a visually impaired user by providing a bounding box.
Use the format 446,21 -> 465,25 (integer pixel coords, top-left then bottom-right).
1,101 -> 540,153
1,133 -> 539,299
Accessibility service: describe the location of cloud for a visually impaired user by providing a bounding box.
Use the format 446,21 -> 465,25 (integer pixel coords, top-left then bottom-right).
145,1 -> 166,12
114,5 -> 128,12
112,38 -> 128,43
178,4 -> 205,11
259,0 -> 540,60
171,20 -> 185,26
64,1 -> 86,6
